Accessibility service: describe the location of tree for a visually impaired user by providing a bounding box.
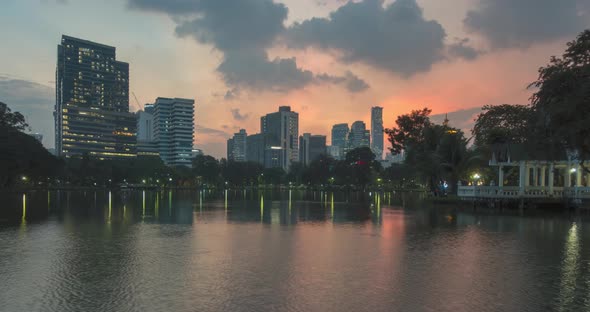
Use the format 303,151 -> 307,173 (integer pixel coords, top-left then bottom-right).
530,29 -> 590,168
472,104 -> 532,146
385,108 -> 431,155
0,101 -> 28,131
192,155 -> 220,185
385,108 -> 473,194
0,128 -> 62,187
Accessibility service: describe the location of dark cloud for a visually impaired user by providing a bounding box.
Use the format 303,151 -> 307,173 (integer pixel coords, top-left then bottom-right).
196,125 -> 230,137
464,0 -> 590,49
286,0 -> 447,76
128,0 -> 370,93
128,0 -> 310,92
224,88 -> 239,100
230,108 -> 250,121
127,0 -> 200,15
0,76 -> 55,147
316,71 -> 369,93
217,49 -> 314,92
448,38 -> 480,60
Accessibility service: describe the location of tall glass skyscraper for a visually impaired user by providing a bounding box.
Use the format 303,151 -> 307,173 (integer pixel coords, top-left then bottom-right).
55,35 -> 136,159
371,106 -> 384,160
331,123 -> 349,149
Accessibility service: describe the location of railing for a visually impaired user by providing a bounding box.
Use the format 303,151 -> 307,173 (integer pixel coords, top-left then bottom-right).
457,186 -> 590,199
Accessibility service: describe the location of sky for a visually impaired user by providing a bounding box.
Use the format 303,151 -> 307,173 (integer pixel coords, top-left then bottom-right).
0,0 -> 588,158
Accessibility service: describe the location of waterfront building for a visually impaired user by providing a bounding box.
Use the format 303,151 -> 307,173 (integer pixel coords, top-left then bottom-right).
261,106 -> 299,170
228,129 -> 247,162
55,35 -> 136,159
152,97 -> 195,167
331,123 -> 349,150
137,104 -> 154,142
349,121 -> 370,149
299,133 -> 327,166
246,133 -> 268,166
371,106 -> 384,160
327,145 -> 343,160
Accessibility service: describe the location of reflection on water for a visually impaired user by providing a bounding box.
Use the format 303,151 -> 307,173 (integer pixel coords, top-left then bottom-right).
1,190 -> 590,312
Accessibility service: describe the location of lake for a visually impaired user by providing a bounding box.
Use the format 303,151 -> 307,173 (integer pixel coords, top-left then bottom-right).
1,189 -> 589,312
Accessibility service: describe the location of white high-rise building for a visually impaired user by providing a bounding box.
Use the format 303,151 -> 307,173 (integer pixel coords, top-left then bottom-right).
153,97 -> 195,167
371,106 -> 384,160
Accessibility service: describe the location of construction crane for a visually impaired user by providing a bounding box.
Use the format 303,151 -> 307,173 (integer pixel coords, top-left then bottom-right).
132,92 -> 142,111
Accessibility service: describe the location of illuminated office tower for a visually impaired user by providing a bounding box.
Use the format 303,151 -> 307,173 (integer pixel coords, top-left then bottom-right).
55,35 -> 136,159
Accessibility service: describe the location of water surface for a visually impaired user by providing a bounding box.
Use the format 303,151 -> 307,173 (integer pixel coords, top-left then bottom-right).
0,190 -> 589,312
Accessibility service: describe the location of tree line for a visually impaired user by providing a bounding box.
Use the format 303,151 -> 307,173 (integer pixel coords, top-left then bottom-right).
1,29 -> 589,193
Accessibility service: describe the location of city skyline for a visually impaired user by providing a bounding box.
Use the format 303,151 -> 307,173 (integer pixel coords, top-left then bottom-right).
1,0 -> 588,158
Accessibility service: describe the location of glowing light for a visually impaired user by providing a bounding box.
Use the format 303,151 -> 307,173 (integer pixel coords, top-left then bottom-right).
108,191 -> 112,221
21,194 -> 26,224
473,173 -> 481,179
570,168 -> 577,173
260,194 -> 264,222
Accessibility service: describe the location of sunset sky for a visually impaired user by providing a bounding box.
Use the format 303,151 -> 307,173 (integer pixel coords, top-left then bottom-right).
1,0 -> 588,158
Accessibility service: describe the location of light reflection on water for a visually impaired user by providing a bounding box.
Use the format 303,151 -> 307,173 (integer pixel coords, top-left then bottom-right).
1,190 -> 590,312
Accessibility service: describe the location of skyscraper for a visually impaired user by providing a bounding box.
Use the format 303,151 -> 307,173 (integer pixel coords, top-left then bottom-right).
55,35 -> 136,159
349,121 -> 370,149
371,106 -> 384,160
153,97 -> 195,167
331,123 -> 349,149
228,129 -> 247,162
299,133 -> 327,166
261,106 -> 299,170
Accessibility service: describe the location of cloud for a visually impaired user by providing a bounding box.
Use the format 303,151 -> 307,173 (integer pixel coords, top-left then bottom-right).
0,76 -> 55,147
128,0 -> 370,93
286,0 -> 448,76
224,88 -> 239,100
447,38 -> 481,60
230,108 -> 250,121
316,71 -> 369,93
464,0 -> 590,49
195,125 -> 230,137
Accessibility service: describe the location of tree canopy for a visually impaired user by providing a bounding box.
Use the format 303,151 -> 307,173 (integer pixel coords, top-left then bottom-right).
472,104 -> 532,146
0,101 -> 28,131
529,29 -> 590,166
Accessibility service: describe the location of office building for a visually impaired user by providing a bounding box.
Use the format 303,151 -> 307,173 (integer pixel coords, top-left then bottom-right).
349,121 -> 370,149
137,104 -> 154,142
227,138 -> 234,160
261,106 -> 299,170
299,133 -> 327,166
331,123 -> 349,150
228,129 -> 247,162
265,146 -> 284,169
246,133 -> 267,166
153,97 -> 195,167
55,35 -> 136,159
327,145 -> 343,160
371,106 -> 384,160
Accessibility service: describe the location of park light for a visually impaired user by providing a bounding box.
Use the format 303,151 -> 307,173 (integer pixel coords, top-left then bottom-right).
156,179 -> 159,183
377,178 -> 382,183
473,173 -> 481,180
169,178 -> 173,182
142,179 -> 146,184
570,168 -> 577,173
21,176 -> 28,181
